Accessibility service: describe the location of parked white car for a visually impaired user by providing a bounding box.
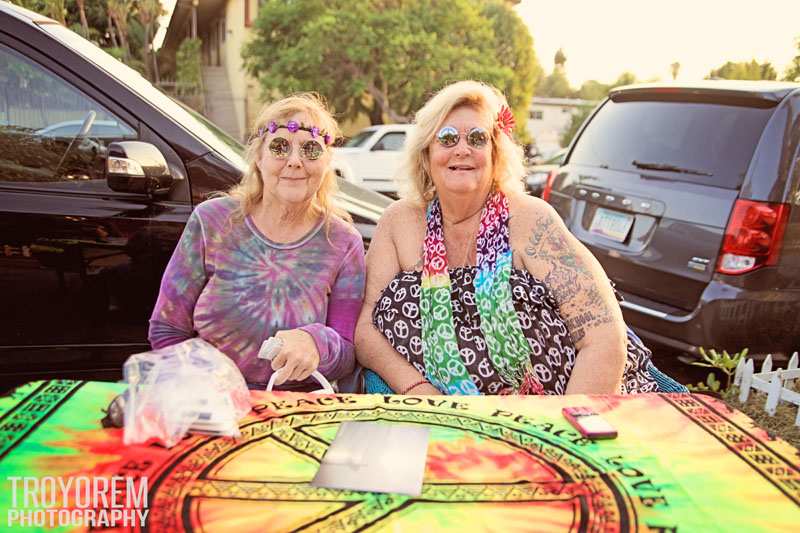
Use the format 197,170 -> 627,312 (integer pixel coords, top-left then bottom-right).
331,124 -> 413,196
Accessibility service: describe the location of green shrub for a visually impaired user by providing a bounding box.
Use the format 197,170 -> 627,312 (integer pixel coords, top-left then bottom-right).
176,38 -> 202,96
687,347 -> 748,393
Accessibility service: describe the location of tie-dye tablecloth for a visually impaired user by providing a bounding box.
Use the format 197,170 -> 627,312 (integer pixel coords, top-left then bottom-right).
0,380 -> 798,532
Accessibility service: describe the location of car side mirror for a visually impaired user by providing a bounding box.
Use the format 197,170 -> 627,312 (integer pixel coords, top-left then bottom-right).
105,141 -> 173,197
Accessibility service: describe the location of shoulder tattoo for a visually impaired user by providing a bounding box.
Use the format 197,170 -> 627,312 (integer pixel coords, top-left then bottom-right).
524,214 -> 613,343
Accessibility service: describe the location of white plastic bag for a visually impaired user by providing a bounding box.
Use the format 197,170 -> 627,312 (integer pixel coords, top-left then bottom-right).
265,368 -> 334,394
122,338 -> 251,448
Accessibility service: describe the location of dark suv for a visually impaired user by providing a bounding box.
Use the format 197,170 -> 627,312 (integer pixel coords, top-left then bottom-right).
0,3 -> 389,390
544,81 -> 800,357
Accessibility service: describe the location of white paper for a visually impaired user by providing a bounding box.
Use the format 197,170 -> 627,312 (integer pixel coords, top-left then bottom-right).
311,421 -> 430,496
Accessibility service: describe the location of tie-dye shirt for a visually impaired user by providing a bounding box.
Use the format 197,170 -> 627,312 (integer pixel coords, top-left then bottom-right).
148,196 -> 365,389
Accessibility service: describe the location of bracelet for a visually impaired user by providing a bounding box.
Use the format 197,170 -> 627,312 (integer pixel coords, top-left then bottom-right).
400,379 -> 430,395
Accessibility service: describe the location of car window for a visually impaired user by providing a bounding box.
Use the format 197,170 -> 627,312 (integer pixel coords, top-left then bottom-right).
38,124 -> 78,137
569,99 -> 773,189
372,132 -> 406,151
344,130 -> 374,148
37,121 -> 136,139
545,150 -> 566,165
0,44 -> 137,186
93,123 -> 134,137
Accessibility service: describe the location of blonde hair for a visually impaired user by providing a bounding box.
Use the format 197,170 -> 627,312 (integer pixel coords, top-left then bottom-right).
228,93 -> 350,222
398,80 -> 525,204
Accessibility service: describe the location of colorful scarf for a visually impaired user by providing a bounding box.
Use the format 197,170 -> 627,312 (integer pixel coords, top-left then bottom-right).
420,190 -> 543,395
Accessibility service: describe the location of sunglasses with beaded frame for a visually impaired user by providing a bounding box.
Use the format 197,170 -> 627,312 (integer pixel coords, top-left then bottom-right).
436,126 -> 490,149
267,136 -> 326,161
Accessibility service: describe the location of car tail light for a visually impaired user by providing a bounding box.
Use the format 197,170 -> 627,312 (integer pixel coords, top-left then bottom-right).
717,199 -> 790,275
541,170 -> 557,202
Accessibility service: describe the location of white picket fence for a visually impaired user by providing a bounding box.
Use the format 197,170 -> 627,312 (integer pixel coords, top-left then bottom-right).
734,352 -> 800,426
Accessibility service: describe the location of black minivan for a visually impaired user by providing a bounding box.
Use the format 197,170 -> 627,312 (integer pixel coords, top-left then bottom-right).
0,3 -> 389,390
545,81 -> 800,358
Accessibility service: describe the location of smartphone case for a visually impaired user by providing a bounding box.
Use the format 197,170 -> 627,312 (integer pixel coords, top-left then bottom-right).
562,406 -> 618,439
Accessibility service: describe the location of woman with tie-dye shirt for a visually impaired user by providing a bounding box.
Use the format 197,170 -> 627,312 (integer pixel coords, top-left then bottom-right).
149,94 -> 365,390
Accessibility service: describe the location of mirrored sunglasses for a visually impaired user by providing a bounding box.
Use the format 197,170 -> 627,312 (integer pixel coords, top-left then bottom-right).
268,137 -> 325,161
436,126 -> 490,149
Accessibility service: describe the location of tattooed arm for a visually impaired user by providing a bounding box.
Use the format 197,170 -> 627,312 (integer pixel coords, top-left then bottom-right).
518,197 -> 626,394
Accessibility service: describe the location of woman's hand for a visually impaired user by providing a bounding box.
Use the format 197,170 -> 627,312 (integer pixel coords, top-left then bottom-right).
271,329 -> 320,386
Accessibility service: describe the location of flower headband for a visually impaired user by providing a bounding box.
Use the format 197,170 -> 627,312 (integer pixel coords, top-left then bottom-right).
496,105 -> 515,136
255,120 -> 333,145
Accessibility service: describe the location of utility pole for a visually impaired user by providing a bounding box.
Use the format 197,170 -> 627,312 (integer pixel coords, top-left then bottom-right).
191,0 -> 198,39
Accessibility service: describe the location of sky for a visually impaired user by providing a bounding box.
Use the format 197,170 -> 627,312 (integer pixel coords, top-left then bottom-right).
155,1 -> 800,86
514,0 -> 800,86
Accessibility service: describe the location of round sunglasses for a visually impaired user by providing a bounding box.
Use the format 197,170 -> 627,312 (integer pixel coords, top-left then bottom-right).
436,126 -> 490,149
268,137 -> 326,161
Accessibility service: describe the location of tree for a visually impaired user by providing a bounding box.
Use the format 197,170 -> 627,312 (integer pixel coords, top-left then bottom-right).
137,0 -> 164,83
125,13 -> 149,74
577,80 -> 609,101
559,105 -> 593,148
44,0 -> 66,25
481,0 -> 542,143
106,2 -> 119,48
574,71 -> 637,103
9,0 -> 159,80
176,38 -> 203,94
707,60 -> 777,80
536,46 -> 575,98
107,0 -> 131,62
537,69 -> 573,98
10,0 -> 106,40
242,0 -> 539,129
7,0 -> 41,9
611,71 -> 637,88
74,0 -> 89,37
784,37 -> 800,82
554,48 -> 567,68
670,61 -> 680,80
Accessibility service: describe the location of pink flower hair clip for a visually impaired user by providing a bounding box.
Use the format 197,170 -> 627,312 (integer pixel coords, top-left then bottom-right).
496,105 -> 516,137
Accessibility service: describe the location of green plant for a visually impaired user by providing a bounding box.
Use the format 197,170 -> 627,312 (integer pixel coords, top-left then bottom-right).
559,105 -> 594,147
176,38 -> 202,96
690,372 -> 722,393
687,347 -> 748,393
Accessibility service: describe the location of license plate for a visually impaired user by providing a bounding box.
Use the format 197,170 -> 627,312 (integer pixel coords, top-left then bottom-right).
589,208 -> 634,242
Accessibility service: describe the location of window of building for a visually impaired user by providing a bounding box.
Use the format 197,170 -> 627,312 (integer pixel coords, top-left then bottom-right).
530,110 -> 543,120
